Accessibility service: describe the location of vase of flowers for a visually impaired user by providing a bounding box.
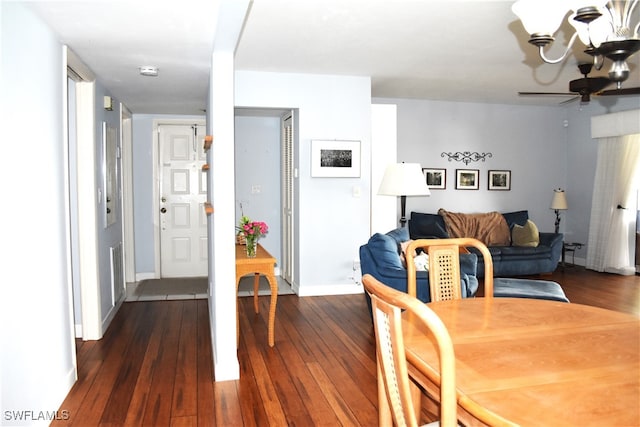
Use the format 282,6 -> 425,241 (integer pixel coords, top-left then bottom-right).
237,216 -> 268,258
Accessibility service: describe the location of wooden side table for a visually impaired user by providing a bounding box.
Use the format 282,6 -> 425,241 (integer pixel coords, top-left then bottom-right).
235,243 -> 278,347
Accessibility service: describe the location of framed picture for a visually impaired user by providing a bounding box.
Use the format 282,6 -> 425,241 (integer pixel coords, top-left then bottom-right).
311,139 -> 361,177
423,168 -> 446,190
455,169 -> 479,190
488,170 -> 511,191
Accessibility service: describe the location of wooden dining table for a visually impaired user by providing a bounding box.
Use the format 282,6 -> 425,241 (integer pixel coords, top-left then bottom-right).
401,297 -> 640,426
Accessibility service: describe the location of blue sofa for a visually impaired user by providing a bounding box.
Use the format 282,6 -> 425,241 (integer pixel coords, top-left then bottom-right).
359,227 -> 479,309
408,211 -> 563,278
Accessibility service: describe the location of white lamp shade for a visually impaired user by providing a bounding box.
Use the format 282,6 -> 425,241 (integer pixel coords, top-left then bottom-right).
569,11 -> 612,47
550,189 -> 568,210
378,163 -> 431,196
512,0 -> 569,36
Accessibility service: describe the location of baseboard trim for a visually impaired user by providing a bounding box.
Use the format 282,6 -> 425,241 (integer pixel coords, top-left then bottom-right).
101,294 -> 125,336
297,282 -> 364,297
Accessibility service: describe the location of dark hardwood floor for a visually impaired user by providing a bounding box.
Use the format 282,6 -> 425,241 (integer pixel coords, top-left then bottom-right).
52,268 -> 639,426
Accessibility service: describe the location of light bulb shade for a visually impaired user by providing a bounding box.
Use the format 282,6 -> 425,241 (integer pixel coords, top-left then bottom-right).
512,0 -> 569,36
378,163 -> 431,196
550,189 -> 568,210
569,11 -> 613,47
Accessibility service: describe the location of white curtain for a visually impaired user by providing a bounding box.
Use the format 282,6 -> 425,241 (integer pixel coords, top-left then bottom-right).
586,134 -> 640,275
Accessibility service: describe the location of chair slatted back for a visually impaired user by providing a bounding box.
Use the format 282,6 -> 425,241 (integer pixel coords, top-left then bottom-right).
427,244 -> 462,301
406,238 -> 494,301
363,274 -> 458,427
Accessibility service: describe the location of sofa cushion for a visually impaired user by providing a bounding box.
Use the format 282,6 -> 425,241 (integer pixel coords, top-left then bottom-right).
502,210 -> 529,229
367,233 -> 403,269
494,278 -> 569,302
459,252 -> 478,276
512,220 -> 540,247
497,245 -> 552,260
409,212 -> 449,239
386,226 -> 410,244
438,209 -> 511,246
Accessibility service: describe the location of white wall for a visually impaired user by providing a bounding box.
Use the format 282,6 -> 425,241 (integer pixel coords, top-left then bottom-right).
564,97 -> 640,264
1,3 -> 76,424
235,71 -> 372,296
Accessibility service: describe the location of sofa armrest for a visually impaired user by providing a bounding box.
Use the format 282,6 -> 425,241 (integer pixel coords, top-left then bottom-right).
539,232 -> 563,248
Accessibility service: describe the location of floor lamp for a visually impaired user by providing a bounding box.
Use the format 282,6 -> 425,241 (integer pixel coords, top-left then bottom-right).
378,163 -> 431,227
550,188 -> 568,234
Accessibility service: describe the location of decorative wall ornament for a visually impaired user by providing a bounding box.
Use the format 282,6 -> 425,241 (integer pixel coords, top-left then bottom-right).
441,151 -> 493,165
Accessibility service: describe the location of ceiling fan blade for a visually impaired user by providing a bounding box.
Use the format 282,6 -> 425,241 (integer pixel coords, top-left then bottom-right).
518,92 -> 575,96
598,87 -> 640,96
559,97 -> 581,105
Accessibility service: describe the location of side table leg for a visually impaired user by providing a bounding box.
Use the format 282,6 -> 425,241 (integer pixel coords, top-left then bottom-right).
253,273 -> 260,313
265,273 -> 278,347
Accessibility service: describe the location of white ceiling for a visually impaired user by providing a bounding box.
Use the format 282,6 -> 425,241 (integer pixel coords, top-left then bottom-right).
27,0 -> 640,115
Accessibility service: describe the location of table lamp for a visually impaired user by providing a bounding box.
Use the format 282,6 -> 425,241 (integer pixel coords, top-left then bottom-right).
378,163 -> 431,227
550,188 -> 568,234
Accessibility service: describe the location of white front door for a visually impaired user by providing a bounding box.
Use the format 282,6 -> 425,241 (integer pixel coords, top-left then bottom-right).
159,124 -> 207,277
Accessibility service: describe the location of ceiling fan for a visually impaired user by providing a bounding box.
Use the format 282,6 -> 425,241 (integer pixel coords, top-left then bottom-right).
519,63 -> 640,104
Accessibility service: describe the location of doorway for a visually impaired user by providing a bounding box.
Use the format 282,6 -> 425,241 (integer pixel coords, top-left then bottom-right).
156,121 -> 208,278
234,108 -> 295,286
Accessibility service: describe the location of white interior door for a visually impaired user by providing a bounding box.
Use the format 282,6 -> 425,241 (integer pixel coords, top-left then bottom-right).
159,124 -> 207,277
281,113 -> 294,284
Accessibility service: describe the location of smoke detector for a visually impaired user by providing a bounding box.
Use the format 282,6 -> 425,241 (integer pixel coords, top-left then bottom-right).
139,66 -> 158,77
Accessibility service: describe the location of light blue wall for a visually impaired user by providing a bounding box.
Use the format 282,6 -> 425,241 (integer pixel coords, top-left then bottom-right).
373,98 -> 568,232
234,115 -> 282,266
374,96 -> 639,264
1,2 -> 76,423
95,80 -> 124,317
235,71 -> 372,294
131,114 -> 206,276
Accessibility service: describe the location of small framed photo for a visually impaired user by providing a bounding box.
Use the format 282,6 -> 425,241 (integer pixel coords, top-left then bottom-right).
488,170 -> 511,191
423,168 -> 446,190
311,139 -> 361,177
455,169 -> 479,190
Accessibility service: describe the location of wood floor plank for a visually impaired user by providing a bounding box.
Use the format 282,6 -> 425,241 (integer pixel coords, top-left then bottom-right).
172,300 -> 199,418
271,297 -> 343,425
195,300 -> 216,427
54,269 -> 638,426
100,304 -> 157,425
212,381 -> 242,426
122,302 -> 170,426
237,297 -> 288,426
70,304 -> 148,426
141,301 -> 184,426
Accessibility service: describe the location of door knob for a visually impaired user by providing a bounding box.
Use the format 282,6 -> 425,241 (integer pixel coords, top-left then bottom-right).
160,207 -> 167,214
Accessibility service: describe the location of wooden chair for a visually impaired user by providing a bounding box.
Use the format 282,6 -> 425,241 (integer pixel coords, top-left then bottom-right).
363,274 -> 458,427
405,238 -> 494,301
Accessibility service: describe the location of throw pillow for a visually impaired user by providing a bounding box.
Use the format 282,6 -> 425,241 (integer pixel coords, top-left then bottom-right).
502,210 -> 529,229
512,220 -> 540,247
409,212 -> 449,239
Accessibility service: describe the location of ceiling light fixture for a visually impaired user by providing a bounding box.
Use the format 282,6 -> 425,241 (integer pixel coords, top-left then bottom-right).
139,66 -> 159,77
512,0 -> 640,88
